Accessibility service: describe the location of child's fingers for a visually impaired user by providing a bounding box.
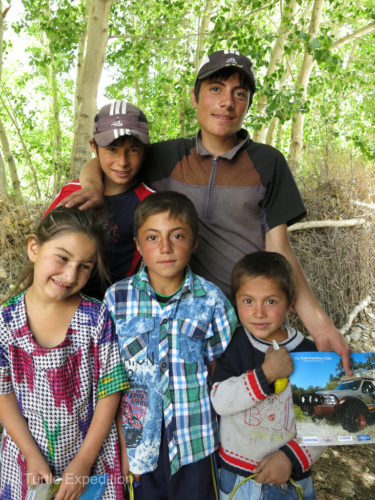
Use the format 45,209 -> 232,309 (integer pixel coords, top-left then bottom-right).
41,470 -> 53,484
54,481 -> 85,500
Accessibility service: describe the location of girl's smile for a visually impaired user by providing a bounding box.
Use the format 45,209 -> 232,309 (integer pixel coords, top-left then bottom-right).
27,232 -> 96,303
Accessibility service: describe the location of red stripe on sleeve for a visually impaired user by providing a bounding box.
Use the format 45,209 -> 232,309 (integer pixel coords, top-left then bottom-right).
287,440 -> 311,471
219,446 -> 258,473
246,370 -> 266,401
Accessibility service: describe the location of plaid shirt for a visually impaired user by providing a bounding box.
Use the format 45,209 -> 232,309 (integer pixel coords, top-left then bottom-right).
104,266 -> 237,475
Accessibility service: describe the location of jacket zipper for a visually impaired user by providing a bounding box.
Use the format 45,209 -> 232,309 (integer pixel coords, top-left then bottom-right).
205,157 -> 218,219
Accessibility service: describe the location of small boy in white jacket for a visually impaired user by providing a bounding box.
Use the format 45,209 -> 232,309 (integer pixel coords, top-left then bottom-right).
211,251 -> 324,499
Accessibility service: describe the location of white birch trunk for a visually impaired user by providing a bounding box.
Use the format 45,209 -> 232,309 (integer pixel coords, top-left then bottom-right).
0,118 -> 22,200
70,0 -> 112,178
288,0 -> 324,169
253,0 -> 299,143
0,148 -> 7,197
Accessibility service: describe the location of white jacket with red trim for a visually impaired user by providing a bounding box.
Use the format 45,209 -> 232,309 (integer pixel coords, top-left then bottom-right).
211,325 -> 324,480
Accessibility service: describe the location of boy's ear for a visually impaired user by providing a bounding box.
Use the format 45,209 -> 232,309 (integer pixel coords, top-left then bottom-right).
134,237 -> 142,256
191,88 -> 198,110
287,298 -> 295,313
192,234 -> 199,252
27,235 -> 40,263
89,139 -> 98,156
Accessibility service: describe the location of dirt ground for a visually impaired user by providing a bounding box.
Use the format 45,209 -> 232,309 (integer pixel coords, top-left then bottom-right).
313,445 -> 375,499
311,299 -> 375,499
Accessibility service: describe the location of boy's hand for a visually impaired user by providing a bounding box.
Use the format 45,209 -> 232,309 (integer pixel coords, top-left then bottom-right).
26,453 -> 53,486
313,326 -> 352,376
59,185 -> 104,210
254,450 -> 292,485
262,346 -> 293,384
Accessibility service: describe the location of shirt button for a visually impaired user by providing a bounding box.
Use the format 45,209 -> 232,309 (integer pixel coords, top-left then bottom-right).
162,319 -> 168,324
161,362 -> 167,369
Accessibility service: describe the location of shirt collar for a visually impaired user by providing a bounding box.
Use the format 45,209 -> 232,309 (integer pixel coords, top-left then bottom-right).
133,266 -> 206,299
195,129 -> 249,159
244,326 -> 299,353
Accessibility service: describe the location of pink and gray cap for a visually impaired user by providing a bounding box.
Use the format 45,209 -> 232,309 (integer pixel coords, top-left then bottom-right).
196,50 -> 256,94
93,101 -> 150,147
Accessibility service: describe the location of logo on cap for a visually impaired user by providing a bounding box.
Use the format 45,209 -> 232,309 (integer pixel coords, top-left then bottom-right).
111,120 -> 124,127
226,57 -> 239,64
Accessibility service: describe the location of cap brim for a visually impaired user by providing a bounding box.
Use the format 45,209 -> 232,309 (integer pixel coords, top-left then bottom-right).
94,129 -> 150,147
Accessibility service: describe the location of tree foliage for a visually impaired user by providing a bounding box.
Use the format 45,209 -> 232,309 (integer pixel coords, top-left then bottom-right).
0,0 -> 373,199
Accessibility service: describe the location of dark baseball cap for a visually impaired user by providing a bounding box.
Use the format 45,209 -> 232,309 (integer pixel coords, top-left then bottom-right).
196,50 -> 256,94
93,101 -> 150,147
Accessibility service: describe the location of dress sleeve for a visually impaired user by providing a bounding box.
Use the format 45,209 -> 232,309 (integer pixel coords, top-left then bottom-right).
96,304 -> 129,400
204,292 -> 237,362
0,309 -> 13,395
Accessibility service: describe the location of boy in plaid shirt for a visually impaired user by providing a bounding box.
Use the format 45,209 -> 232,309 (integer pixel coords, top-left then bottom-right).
104,191 -> 237,499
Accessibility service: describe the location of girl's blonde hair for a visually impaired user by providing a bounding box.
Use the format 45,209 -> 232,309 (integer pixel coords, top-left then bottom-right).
10,206 -> 110,298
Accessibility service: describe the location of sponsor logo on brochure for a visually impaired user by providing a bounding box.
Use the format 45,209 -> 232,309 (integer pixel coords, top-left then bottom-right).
302,436 -> 319,444
338,435 -> 353,442
357,434 -> 371,442
322,436 -> 335,443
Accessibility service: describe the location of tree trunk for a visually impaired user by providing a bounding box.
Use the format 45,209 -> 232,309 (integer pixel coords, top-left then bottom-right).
0,0 -> 7,197
70,0 -> 112,178
275,119 -> 284,150
288,0 -> 324,170
72,2 -> 89,149
193,0 -> 213,70
50,61 -> 64,194
265,58 -> 294,145
41,3 -> 64,195
253,0 -> 299,143
265,116 -> 278,145
0,118 -> 22,200
0,148 -> 7,197
0,91 -> 41,199
178,0 -> 213,136
0,0 -> 3,81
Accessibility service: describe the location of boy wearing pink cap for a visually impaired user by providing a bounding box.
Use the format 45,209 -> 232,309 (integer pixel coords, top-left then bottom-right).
46,101 -> 153,298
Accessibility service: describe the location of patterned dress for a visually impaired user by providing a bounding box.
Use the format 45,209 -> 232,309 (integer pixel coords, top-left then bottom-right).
0,293 -> 128,500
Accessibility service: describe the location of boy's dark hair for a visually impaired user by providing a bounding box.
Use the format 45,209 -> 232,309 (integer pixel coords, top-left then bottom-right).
11,207 -> 110,298
91,134 -> 146,156
194,67 -> 255,107
231,251 -> 295,305
134,191 -> 199,239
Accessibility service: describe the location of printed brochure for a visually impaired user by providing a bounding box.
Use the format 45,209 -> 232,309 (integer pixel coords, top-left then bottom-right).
25,474 -> 108,500
290,352 -> 375,446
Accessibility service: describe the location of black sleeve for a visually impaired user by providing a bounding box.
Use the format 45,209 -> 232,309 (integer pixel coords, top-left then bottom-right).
247,142 -> 306,230
213,326 -> 265,383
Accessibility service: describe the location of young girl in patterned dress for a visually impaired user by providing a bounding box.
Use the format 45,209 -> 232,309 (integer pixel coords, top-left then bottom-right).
0,207 -> 129,500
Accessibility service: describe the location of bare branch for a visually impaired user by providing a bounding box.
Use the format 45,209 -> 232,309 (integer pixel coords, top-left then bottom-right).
340,295 -> 372,335
288,218 -> 367,232
331,22 -> 375,50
